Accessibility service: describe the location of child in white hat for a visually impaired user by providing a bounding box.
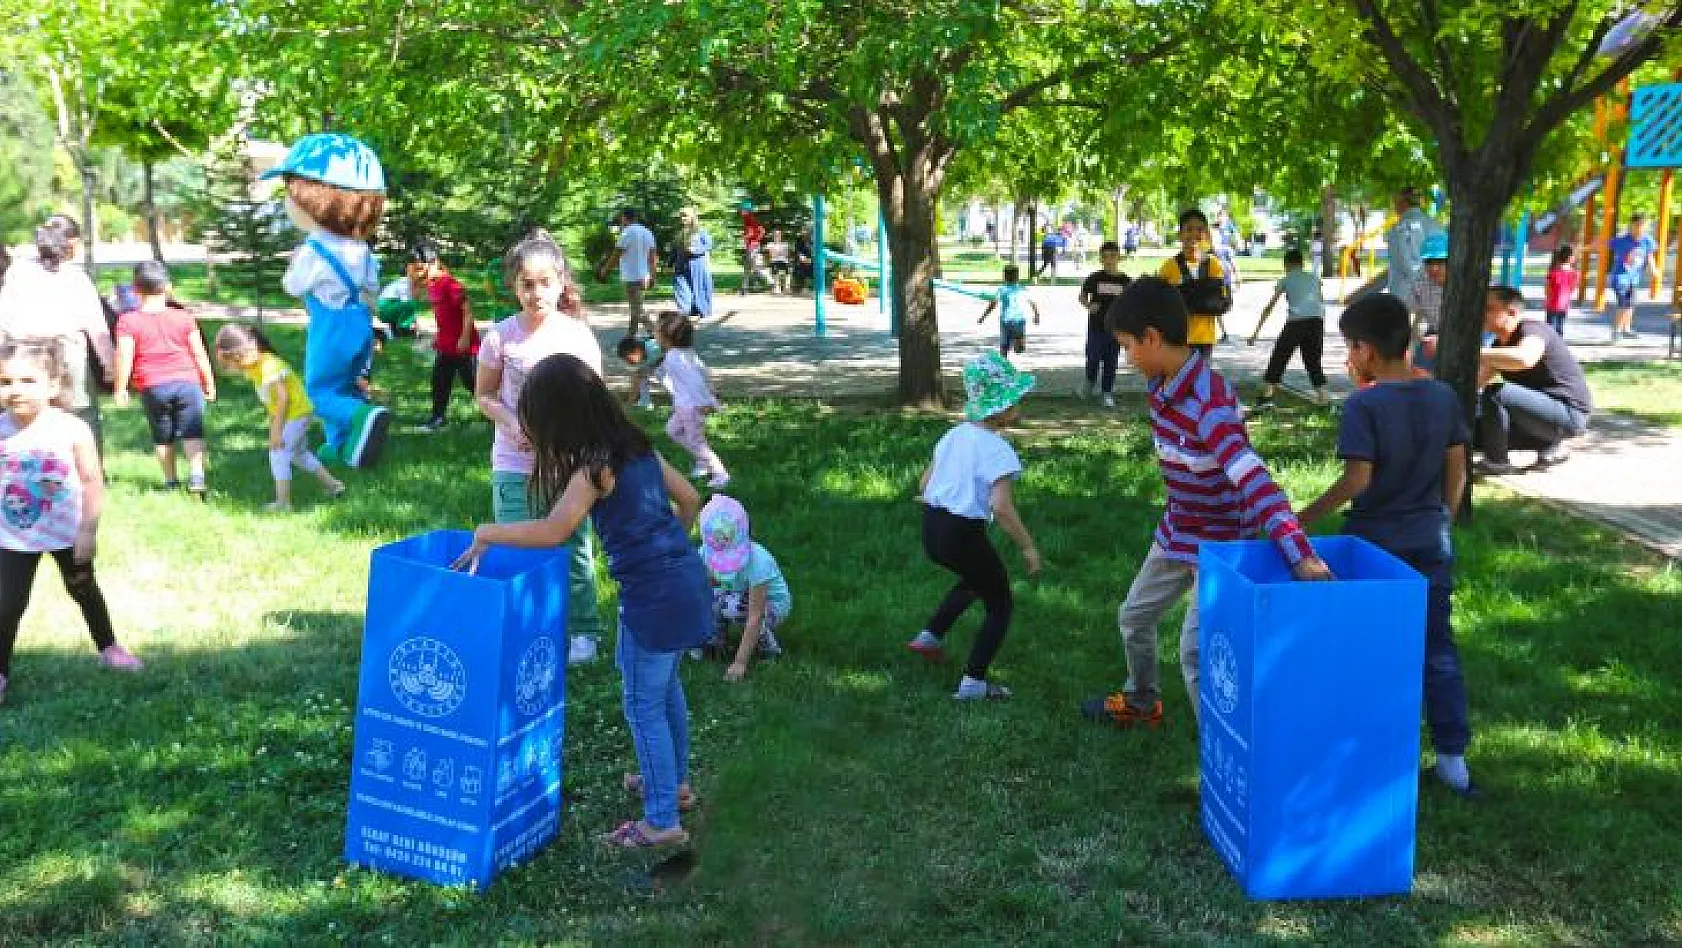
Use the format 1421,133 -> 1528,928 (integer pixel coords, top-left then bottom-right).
699,495 -> 792,682
907,352 -> 1042,700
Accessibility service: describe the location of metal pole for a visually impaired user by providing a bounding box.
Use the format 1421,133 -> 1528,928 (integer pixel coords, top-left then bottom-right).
1513,210 -> 1531,289
877,209 -> 889,319
814,194 -> 827,338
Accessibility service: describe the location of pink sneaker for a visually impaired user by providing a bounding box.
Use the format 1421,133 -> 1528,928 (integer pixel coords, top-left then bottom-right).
99,645 -> 144,671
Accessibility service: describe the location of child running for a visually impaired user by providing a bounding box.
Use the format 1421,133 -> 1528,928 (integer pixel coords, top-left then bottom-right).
1295,294 -> 1478,798
0,341 -> 140,704
213,324 -> 345,511
698,494 -> 792,682
412,242 -> 480,432
614,334 -> 664,410
1544,245 -> 1578,338
1082,278 -> 1330,730
475,230 -> 606,665
907,352 -> 1041,701
453,352 -> 712,849
1248,249 -> 1328,407
652,311 -> 729,489
978,265 -> 1040,356
112,261 -> 218,494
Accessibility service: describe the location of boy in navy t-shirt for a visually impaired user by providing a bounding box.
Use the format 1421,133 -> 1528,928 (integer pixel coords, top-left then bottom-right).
1296,293 -> 1479,798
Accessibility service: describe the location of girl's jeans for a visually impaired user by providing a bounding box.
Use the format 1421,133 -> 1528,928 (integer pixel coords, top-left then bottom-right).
616,625 -> 690,830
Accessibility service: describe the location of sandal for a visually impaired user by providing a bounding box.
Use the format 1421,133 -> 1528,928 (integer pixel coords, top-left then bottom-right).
599,820 -> 690,849
623,773 -> 698,811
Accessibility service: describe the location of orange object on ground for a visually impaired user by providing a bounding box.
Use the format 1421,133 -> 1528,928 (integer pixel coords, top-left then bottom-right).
833,277 -> 867,304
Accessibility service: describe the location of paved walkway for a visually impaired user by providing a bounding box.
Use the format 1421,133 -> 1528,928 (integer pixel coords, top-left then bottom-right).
200,271 -> 1682,559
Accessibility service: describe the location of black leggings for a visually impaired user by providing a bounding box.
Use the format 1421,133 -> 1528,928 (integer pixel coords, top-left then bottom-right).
431,354 -> 476,421
922,506 -> 1013,679
0,548 -> 117,676
1263,318 -> 1326,387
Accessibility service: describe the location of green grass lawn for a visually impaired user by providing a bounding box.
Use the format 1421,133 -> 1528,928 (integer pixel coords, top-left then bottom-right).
1581,361 -> 1682,429
3,328 -> 1681,944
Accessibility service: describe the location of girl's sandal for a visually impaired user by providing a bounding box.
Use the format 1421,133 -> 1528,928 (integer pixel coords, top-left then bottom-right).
622,773 -> 698,812
599,820 -> 690,850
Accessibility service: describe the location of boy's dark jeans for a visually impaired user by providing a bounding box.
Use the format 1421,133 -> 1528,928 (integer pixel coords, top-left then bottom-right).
1389,544 -> 1471,756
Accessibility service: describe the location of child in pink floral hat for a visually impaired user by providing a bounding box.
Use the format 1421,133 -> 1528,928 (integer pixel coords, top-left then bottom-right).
698,495 -> 791,682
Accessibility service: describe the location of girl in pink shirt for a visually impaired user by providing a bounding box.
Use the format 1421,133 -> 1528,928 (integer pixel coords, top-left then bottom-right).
1544,245 -> 1577,337
474,230 -> 605,665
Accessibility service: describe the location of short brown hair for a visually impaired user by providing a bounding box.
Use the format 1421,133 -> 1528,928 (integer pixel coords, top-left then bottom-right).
285,176 -> 384,239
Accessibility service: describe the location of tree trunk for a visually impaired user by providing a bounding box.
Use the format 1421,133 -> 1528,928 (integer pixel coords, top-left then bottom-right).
1112,185 -> 1127,245
878,161 -> 946,406
78,158 -> 98,273
1319,184 -> 1340,279
1008,203 -> 1019,266
143,160 -> 165,262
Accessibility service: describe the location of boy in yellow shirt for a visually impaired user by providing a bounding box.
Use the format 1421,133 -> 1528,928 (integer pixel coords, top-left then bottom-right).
1159,209 -> 1230,354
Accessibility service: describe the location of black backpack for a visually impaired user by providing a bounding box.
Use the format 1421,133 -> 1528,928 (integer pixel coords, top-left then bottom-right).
1174,254 -> 1232,316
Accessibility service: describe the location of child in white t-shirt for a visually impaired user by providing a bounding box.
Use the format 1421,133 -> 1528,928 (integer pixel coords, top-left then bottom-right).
907,352 -> 1041,701
653,312 -> 728,489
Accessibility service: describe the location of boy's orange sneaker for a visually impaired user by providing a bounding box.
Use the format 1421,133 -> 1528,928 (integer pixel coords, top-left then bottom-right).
1080,693 -> 1162,729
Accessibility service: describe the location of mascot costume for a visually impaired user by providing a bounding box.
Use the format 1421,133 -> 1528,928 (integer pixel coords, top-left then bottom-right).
260,133 -> 392,468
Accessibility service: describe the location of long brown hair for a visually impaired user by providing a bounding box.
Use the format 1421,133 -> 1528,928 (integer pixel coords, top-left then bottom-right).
516,353 -> 651,514
285,176 -> 385,239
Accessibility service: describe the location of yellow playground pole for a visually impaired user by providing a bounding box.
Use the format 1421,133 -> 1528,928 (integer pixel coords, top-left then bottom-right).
1653,170 -> 1674,295
1594,155 -> 1623,310
1579,190 -> 1599,303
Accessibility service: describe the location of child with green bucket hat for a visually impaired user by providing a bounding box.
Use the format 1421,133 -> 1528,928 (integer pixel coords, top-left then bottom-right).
906,352 -> 1042,701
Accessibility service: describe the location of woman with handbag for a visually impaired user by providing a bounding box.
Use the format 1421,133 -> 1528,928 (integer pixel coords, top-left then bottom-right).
0,217 -> 115,452
1158,208 -> 1232,356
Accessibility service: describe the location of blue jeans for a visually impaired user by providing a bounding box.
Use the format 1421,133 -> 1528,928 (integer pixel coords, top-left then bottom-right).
1391,546 -> 1471,756
616,625 -> 690,830
1477,382 -> 1588,463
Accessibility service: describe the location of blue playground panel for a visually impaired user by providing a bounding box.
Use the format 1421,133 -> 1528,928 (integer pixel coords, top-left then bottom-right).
1629,83 -> 1682,169
344,530 -> 569,888
1197,537 -> 1426,900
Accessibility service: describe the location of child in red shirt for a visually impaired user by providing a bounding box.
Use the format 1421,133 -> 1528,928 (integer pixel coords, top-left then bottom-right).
1544,245 -> 1578,338
413,243 -> 480,431
112,261 -> 216,495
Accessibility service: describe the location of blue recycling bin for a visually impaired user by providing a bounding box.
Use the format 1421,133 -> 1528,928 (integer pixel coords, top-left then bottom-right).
1197,536 -> 1427,900
344,530 -> 568,888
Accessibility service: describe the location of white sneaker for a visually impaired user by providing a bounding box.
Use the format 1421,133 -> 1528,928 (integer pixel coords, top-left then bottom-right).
567,636 -> 598,665
1102,394 -> 1116,409
708,473 -> 732,490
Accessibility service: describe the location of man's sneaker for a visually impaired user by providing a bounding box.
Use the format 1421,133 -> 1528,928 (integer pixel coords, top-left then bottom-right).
906,630 -> 946,662
1080,693 -> 1162,729
953,678 -> 1011,701
347,405 -> 392,469
1534,445 -> 1572,469
98,645 -> 144,671
1102,394 -> 1116,409
567,636 -> 599,666
1475,459 -> 1522,477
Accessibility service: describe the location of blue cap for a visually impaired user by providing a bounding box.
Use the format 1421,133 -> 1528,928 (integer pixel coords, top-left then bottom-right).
259,133 -> 385,192
1421,231 -> 1448,261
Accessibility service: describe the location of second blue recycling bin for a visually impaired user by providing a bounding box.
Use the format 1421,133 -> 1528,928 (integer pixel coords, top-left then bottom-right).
343,530 -> 569,888
1197,536 -> 1427,900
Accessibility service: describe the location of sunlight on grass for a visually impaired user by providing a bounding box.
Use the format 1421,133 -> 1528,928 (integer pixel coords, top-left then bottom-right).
3,329 -> 1679,942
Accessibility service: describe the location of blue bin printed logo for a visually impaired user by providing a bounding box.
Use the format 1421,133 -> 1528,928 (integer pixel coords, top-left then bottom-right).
388,637 -> 468,718
1208,631 -> 1240,716
515,637 -> 559,716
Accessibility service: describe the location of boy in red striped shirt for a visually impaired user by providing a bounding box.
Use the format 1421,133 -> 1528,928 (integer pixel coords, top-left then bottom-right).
1083,277 -> 1331,730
